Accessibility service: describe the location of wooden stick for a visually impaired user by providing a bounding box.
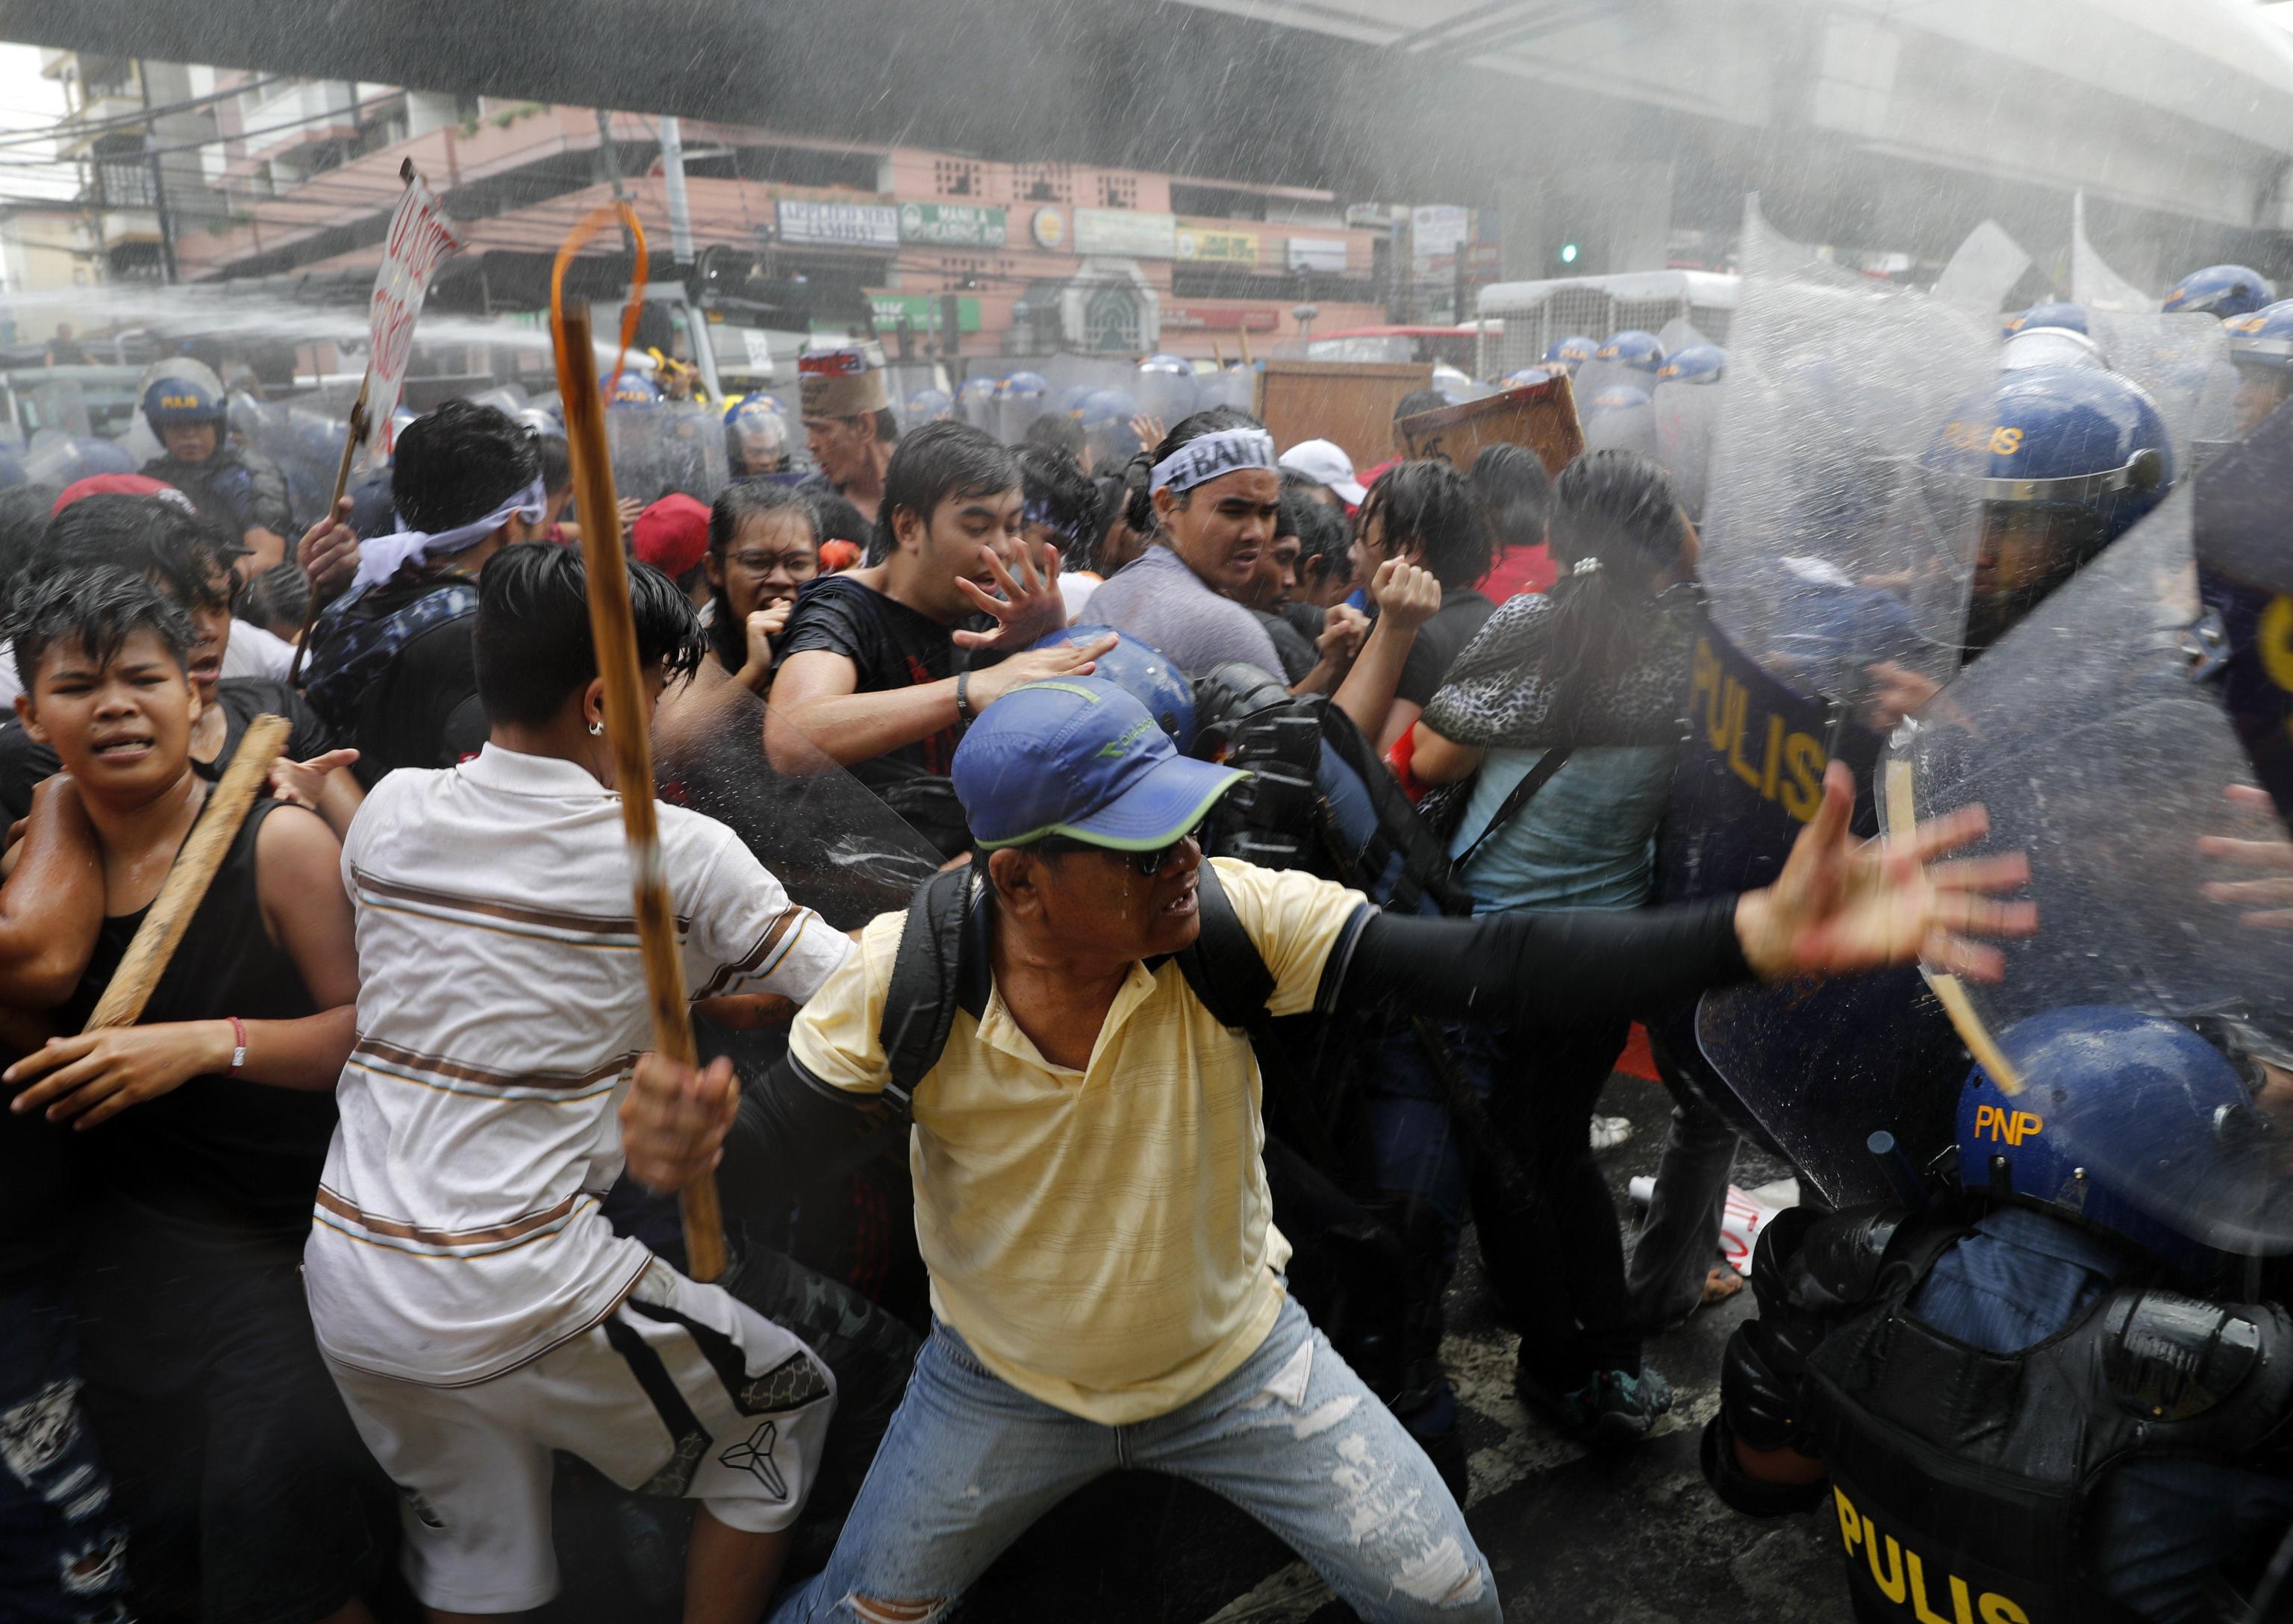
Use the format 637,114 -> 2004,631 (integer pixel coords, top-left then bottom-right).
552,296 -> 728,1283
1212,339 -> 1226,369
83,714 -> 292,1033
286,376 -> 371,688
1883,758 -> 2022,1095
1238,327 -> 1254,368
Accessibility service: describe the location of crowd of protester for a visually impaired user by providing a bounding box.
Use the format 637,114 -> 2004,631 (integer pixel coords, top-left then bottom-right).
0,334 -> 2021,1624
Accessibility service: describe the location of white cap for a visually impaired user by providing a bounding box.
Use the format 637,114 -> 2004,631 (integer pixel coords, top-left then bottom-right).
1278,437 -> 1367,505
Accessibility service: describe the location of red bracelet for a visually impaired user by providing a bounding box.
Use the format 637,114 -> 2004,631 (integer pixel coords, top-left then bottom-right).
225,1016 -> 248,1078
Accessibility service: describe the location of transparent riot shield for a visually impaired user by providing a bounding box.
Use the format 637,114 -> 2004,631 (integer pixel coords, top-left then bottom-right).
1930,220 -> 2033,328
1134,355 -> 1199,426
608,402 -> 731,506
2085,310 -> 2236,472
2072,190 -> 2159,314
1859,464 -> 2293,1252
1654,316 -> 1712,360
1578,383 -> 1657,458
1653,378 -> 1720,522
653,683 -> 943,931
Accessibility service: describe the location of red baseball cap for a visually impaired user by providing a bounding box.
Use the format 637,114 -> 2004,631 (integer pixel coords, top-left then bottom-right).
52,474 -> 194,516
631,493 -> 711,578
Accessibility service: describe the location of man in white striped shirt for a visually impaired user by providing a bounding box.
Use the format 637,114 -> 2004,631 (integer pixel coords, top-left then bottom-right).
304,543 -> 853,1624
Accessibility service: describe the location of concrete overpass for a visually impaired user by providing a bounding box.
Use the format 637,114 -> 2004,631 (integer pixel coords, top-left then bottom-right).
2,0 -> 2290,286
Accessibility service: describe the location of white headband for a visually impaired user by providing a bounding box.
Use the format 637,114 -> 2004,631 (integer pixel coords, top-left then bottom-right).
1150,428 -> 1278,495
352,477 -> 550,591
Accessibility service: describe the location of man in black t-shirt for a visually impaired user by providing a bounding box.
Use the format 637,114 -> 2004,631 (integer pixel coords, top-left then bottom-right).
771,422 -> 1112,857
1347,460 -> 1497,751
302,399 -> 549,788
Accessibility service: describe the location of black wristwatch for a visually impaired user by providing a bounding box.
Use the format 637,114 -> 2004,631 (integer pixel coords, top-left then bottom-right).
955,669 -> 976,724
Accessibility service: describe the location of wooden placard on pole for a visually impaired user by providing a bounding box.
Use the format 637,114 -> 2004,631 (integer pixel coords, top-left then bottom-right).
83,714 -> 292,1033
1398,375 -> 1584,479
552,293 -> 729,1284
1253,358 -> 1433,474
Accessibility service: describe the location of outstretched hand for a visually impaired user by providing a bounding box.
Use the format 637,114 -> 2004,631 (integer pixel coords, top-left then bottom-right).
952,539 -> 1068,652
1734,761 -> 2035,982
619,1051 -> 741,1194
269,749 -> 360,812
2197,783 -> 2293,929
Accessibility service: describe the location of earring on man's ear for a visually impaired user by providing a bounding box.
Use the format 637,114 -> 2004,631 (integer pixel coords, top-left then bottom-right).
589,721 -> 605,737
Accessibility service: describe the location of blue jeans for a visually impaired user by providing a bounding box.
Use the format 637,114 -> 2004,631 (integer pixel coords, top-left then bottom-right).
768,1293 -> 1499,1623
0,1278 -> 130,1624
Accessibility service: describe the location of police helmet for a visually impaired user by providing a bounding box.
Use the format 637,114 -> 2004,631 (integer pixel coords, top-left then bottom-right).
2000,326 -> 2108,373
2162,264 -> 2275,320
2002,301 -> 2088,338
904,388 -> 953,423
2227,299 -> 2293,377
1001,370 -> 1049,410
140,371 -> 226,434
1926,363 -> 2172,540
1079,389 -> 1144,461
1583,383 -> 1653,419
1032,625 -> 1195,750
1593,330 -> 1665,375
955,375 -> 1001,426
74,437 -> 137,477
1656,344 -> 1726,385
1543,336 -> 1597,374
1501,366 -> 1554,389
1959,1007 -> 2271,1272
605,369 -> 662,408
1430,363 -> 1474,403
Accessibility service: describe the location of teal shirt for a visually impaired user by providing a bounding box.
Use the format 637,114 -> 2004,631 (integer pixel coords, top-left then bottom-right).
1447,744 -> 1676,914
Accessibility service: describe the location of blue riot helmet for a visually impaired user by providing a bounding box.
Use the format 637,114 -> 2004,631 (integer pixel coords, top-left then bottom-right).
1656,343 -> 1726,385
1765,560 -> 1924,699
955,375 -> 1000,428
605,369 -> 662,408
1593,330 -> 1665,375
1429,363 -> 1474,404
1050,383 -> 1093,419
2224,299 -> 2293,437
1078,388 -> 1142,466
2001,325 -> 2108,373
997,369 -> 1049,438
905,387 -> 953,423
1543,336 -> 1597,375
1030,625 -> 1195,750
140,369 -> 225,437
1579,384 -> 1657,457
2002,300 -> 2089,338
723,393 -> 792,475
1922,362 -> 2172,652
1500,366 -> 1553,389
72,437 -> 135,476
2163,264 -> 2275,320
1134,354 -> 1198,423
1959,1008 -> 2274,1272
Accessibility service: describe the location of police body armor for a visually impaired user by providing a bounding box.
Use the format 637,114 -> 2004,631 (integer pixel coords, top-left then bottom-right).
143,445 -> 293,540
1780,1206 -> 2293,1624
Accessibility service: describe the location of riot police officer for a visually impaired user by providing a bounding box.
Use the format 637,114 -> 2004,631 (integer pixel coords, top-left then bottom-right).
137,357 -> 294,572
2224,299 -> 2293,440
1543,335 -> 1598,376
725,391 -> 796,478
2163,263 -> 2276,321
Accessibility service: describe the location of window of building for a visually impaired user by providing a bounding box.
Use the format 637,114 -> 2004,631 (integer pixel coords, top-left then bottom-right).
1083,284 -> 1143,353
935,157 -> 984,198
1014,163 -> 1072,204
1098,173 -> 1138,210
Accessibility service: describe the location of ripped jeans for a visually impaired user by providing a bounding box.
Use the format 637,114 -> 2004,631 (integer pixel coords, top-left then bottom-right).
767,1293 -> 1499,1624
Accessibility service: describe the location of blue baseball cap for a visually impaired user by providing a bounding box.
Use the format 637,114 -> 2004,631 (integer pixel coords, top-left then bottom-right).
953,676 -> 1246,851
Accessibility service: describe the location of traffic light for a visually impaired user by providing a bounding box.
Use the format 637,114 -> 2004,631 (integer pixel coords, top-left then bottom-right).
1559,242 -> 1580,266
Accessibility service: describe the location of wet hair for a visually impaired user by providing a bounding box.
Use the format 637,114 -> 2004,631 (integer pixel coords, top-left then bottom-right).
1282,494 -> 1352,593
1017,446 -> 1102,572
1540,449 -> 1690,711
706,482 -> 818,669
393,398 -> 543,534
0,484 -> 60,613
1145,408 -> 1263,521
473,541 -> 707,728
237,560 -> 311,639
871,406 -> 901,445
808,490 -> 871,555
1394,388 -> 1449,423
534,430 -> 573,496
1353,459 -> 1494,589
10,566 -> 195,697
38,494 -> 246,610
1022,412 -> 1086,460
876,420 -> 1020,564
1470,443 -> 1553,559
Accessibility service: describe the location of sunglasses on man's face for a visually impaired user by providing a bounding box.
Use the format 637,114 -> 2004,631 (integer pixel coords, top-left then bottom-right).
1034,820 -> 1208,878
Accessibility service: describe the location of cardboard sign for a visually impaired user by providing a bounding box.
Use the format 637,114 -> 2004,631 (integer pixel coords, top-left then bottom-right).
1398,375 -> 1583,479
365,165 -> 467,459
1253,358 -> 1432,475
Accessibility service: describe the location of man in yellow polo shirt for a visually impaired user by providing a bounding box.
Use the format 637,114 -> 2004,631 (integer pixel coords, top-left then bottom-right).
621,675 -> 2032,1623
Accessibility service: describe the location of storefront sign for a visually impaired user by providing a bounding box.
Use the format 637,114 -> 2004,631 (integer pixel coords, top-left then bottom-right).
869,293 -> 983,332
777,199 -> 900,249
1074,207 -> 1177,259
899,202 -> 1008,247
1285,237 -> 1349,274
1030,205 -> 1067,250
1176,227 -> 1260,266
1163,305 -> 1282,332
